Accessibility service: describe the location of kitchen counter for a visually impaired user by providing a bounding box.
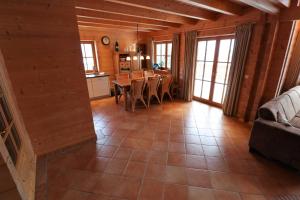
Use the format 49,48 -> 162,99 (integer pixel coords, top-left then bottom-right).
86,72 -> 110,79
86,73 -> 110,99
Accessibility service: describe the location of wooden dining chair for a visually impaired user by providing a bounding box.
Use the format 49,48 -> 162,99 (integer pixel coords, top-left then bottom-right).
131,70 -> 144,80
130,79 -> 147,112
146,76 -> 161,107
160,74 -> 173,103
143,70 -> 154,79
115,73 -> 129,101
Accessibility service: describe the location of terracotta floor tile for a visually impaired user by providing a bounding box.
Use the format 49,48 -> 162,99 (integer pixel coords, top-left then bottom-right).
123,161 -> 146,178
167,153 -> 186,167
105,136 -> 125,146
200,136 -> 217,146
86,157 -> 109,172
145,164 -> 166,180
202,145 -> 222,157
213,190 -> 241,200
131,150 -> 150,163
197,129 -> 213,136
168,142 -> 186,154
186,155 -> 207,169
113,148 -> 133,160
140,179 -> 164,200
188,186 -> 215,200
93,174 -> 122,195
232,174 -> 262,194
113,177 -> 142,199
165,166 -> 187,184
164,184 -> 188,200
69,170 -> 102,193
184,128 -> 198,135
104,159 -> 128,175
97,145 -> 117,158
169,134 -> 185,143
186,144 -> 204,156
151,141 -> 168,152
240,194 -> 266,200
45,98 -> 300,199
87,194 -> 111,200
206,157 -> 229,172
186,168 -> 212,188
185,134 -> 201,144
61,189 -> 90,200
149,151 -> 167,165
210,172 -> 239,192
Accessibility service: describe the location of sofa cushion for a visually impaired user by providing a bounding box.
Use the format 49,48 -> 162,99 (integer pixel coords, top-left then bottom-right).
285,90 -> 300,112
290,115 -> 300,128
258,100 -> 278,121
276,94 -> 297,121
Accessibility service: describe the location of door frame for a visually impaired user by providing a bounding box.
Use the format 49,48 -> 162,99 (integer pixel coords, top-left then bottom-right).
193,35 -> 235,108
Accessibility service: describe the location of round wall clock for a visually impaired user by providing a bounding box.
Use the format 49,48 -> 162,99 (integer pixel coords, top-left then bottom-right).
101,36 -> 110,45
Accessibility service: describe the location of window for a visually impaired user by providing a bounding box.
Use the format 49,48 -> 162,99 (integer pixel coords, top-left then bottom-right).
194,37 -> 235,106
155,42 -> 172,69
80,41 -> 98,73
0,88 -> 21,165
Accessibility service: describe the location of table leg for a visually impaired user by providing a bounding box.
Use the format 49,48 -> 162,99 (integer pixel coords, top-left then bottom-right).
114,84 -> 119,104
124,87 -> 128,111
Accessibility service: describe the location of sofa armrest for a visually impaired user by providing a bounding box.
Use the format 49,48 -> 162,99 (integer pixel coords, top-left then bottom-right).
252,118 -> 300,137
249,118 -> 300,169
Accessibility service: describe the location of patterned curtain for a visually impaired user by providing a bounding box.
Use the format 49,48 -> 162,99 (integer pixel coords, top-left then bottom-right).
223,24 -> 253,116
183,31 -> 197,101
171,33 -> 180,84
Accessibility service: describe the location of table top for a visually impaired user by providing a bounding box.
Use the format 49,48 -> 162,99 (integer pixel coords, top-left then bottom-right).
113,75 -> 162,87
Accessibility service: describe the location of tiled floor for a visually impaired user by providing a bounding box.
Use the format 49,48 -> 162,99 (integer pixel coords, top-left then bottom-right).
48,98 -> 300,200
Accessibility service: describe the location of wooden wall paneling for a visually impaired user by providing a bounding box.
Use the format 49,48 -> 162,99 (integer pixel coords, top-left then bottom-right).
79,29 -> 137,83
0,0 -> 96,155
260,20 -> 295,103
244,20 -> 279,121
236,19 -> 265,120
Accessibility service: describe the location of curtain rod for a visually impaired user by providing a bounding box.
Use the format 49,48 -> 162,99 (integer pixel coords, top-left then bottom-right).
150,22 -> 257,38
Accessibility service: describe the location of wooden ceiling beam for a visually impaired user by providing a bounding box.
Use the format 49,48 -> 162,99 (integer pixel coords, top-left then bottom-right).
76,8 -> 181,28
78,22 -> 151,32
237,0 -> 279,13
176,0 -> 243,15
104,0 -> 217,20
76,0 -> 197,24
77,16 -> 164,31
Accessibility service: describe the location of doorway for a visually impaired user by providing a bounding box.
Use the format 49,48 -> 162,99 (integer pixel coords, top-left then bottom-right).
193,36 -> 235,107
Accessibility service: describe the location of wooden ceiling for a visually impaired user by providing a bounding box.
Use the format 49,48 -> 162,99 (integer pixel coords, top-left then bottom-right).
76,0 -> 292,32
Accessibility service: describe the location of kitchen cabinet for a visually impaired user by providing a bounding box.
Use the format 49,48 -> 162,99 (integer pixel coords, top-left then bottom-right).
86,75 -> 110,99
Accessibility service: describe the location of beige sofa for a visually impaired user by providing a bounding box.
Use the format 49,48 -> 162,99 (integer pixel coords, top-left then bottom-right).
249,86 -> 300,170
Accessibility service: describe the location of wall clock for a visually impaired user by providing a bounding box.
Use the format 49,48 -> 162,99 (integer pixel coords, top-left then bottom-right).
101,36 -> 110,45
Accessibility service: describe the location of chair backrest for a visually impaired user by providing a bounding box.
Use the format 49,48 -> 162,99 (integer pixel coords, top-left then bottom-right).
116,73 -> 129,81
144,70 -> 154,79
161,74 -> 172,92
130,79 -> 145,98
131,70 -> 144,80
147,76 -> 160,95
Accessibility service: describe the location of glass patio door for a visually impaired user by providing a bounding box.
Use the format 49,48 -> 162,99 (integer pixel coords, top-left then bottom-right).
193,37 -> 235,106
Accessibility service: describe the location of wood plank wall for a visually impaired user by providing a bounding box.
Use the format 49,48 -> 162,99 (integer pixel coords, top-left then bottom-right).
79,28 -> 137,83
0,1 -> 96,156
144,7 -> 298,122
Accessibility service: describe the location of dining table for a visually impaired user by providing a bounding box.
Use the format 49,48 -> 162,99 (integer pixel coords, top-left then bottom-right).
112,79 -> 131,111
112,74 -> 162,111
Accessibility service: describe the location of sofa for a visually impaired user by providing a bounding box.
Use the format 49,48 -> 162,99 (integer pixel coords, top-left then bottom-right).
249,86 -> 300,170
